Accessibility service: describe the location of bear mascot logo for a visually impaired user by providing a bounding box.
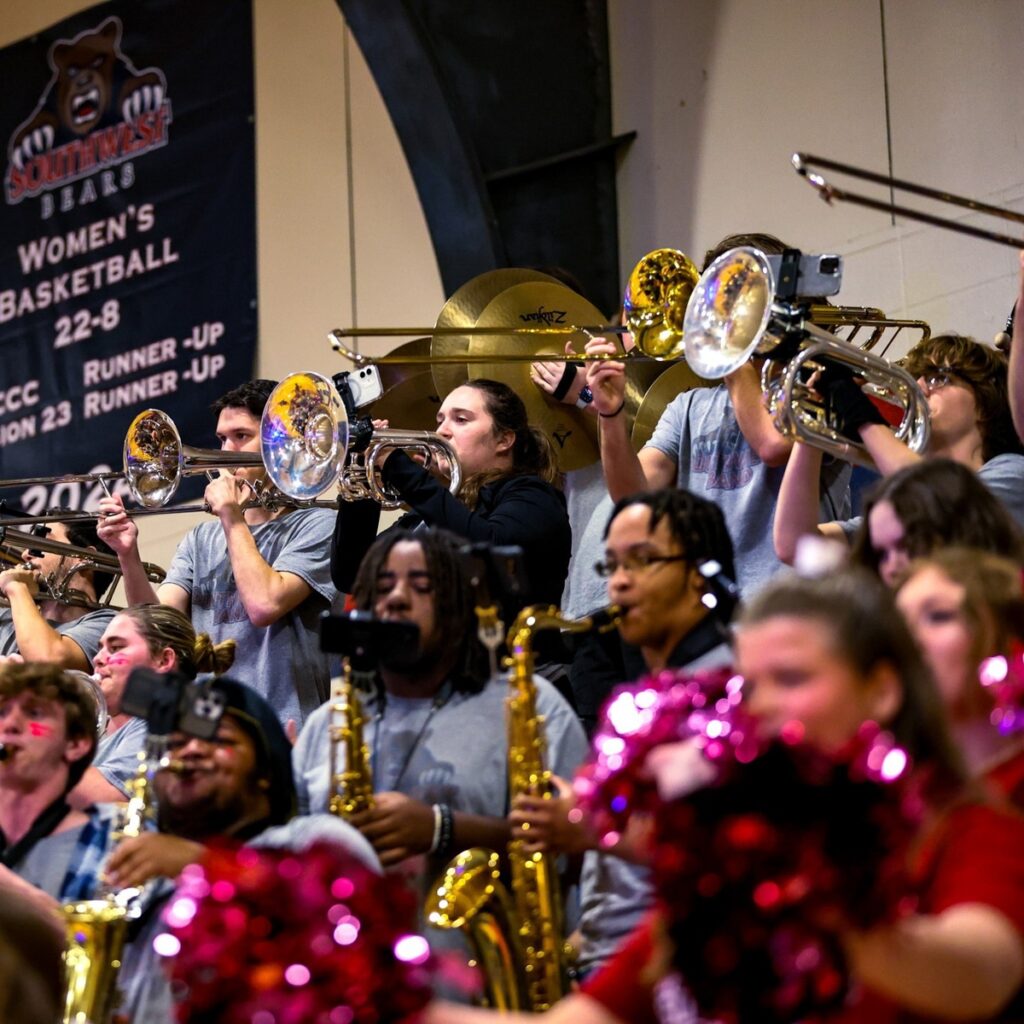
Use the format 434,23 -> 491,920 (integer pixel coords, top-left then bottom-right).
7,17 -> 168,180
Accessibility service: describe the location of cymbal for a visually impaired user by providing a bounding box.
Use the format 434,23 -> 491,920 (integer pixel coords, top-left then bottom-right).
631,360 -> 712,451
468,281 -> 604,472
366,338 -> 442,431
431,268 -> 561,397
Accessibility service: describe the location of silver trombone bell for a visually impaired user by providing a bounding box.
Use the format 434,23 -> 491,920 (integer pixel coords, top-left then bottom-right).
683,247 -> 777,379
261,372 -> 350,501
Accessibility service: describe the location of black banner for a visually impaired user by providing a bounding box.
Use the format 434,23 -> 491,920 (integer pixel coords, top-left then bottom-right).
0,0 -> 256,515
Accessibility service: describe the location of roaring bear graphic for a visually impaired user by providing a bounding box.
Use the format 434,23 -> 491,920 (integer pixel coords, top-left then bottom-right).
8,17 -> 166,171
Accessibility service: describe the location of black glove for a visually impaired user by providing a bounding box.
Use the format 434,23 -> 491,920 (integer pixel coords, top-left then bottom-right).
817,363 -> 886,441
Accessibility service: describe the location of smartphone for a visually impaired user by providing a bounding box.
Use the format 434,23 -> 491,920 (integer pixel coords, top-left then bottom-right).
320,611 -> 420,671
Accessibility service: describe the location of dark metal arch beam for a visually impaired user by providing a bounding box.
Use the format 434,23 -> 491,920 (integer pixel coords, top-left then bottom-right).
336,0 -> 505,295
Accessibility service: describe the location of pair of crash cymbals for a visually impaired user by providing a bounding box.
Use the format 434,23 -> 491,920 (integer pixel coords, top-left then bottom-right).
367,269 -> 709,471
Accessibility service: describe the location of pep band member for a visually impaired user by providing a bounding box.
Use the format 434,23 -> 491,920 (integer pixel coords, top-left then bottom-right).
331,378 -> 572,615
68,604 -> 236,809
98,380 -> 338,728
427,570 -> 1024,1024
776,333 -> 1024,568
0,516 -> 116,671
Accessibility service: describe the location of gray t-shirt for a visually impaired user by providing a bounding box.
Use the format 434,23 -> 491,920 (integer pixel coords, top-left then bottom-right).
837,452 -> 1024,543
575,639 -> 735,978
294,674 -> 589,821
561,461 -> 614,619
647,384 -> 851,598
93,717 -> 148,798
14,823 -> 87,899
293,673 -> 589,988
0,606 -> 115,665
163,507 -> 337,727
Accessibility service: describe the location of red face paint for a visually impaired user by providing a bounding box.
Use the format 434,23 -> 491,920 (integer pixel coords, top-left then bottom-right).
27,722 -> 54,738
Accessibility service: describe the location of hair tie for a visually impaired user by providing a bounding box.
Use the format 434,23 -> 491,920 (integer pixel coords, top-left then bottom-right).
551,362 -> 579,401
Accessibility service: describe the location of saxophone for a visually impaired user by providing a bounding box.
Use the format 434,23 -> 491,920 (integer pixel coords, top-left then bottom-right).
328,659 -> 375,818
426,604 -> 619,1012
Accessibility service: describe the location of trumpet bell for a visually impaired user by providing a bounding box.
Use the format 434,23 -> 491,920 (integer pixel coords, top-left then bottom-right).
123,409 -> 186,508
683,247 -> 776,378
623,248 -> 700,360
261,372 -> 349,501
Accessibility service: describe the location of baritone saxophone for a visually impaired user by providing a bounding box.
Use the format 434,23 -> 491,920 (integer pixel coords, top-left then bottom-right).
426,604 -> 620,1012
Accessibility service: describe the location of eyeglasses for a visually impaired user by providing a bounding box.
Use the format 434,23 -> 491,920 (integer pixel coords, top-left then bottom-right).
594,552 -> 688,578
920,370 -> 961,394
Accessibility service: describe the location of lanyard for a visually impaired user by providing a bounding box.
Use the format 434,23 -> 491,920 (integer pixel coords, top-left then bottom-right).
370,681 -> 452,794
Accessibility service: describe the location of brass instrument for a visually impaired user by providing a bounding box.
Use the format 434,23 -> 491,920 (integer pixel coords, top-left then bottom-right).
426,605 -> 619,1012
60,732 -> 170,1024
61,900 -> 129,1024
339,428 -> 462,511
793,152 -> 1024,250
0,524 -> 165,607
329,247 -> 701,367
327,660 -> 375,819
0,372 -> 458,525
683,247 -> 932,470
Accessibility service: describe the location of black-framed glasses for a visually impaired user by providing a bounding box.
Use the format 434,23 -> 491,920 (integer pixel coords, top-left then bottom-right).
594,552 -> 689,578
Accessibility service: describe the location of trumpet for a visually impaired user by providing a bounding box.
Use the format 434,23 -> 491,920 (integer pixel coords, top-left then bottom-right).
683,246 -> 931,470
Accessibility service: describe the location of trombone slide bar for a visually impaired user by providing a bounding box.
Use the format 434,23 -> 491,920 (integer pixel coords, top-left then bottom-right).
793,152 -> 1024,250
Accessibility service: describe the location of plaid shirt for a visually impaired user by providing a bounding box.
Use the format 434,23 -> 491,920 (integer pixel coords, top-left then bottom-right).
58,803 -> 121,901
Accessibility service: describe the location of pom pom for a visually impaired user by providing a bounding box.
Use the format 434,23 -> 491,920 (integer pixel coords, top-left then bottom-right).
654,725 -> 919,1023
980,641 -> 1024,736
164,841 -> 433,1024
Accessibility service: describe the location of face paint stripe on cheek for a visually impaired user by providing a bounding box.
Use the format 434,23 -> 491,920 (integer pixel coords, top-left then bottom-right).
28,722 -> 54,737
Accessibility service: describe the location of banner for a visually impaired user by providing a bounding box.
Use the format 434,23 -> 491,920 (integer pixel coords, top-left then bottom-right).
0,0 -> 256,515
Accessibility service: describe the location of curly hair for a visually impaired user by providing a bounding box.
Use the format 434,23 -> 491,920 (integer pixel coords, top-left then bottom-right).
701,231 -> 789,271
851,459 -> 1024,575
0,662 -> 98,789
351,528 -> 490,694
901,333 -> 1022,461
116,605 -> 236,680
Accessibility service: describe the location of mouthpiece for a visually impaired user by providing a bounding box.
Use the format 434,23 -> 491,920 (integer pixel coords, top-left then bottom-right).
588,606 -> 622,632
161,758 -> 188,774
0,743 -> 8,763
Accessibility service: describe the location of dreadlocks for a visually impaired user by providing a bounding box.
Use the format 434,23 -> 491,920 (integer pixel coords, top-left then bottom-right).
351,528 -> 490,694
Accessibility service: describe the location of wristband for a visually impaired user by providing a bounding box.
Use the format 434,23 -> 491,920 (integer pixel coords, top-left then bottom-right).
429,803 -> 444,854
551,362 -> 579,402
576,385 -> 593,410
598,400 -> 625,419
435,803 -> 455,858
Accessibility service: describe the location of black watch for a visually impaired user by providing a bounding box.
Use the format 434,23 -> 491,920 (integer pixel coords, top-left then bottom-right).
576,385 -> 594,409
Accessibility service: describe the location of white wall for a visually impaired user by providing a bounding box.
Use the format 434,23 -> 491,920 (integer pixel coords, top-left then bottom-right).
609,0 -> 1024,353
5,0 -> 1022,578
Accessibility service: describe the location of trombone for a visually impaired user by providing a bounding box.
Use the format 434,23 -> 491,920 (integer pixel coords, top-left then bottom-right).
682,246 -> 932,471
0,372 -> 461,525
0,524 -> 165,608
793,152 -> 1024,250
330,247 -> 702,365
